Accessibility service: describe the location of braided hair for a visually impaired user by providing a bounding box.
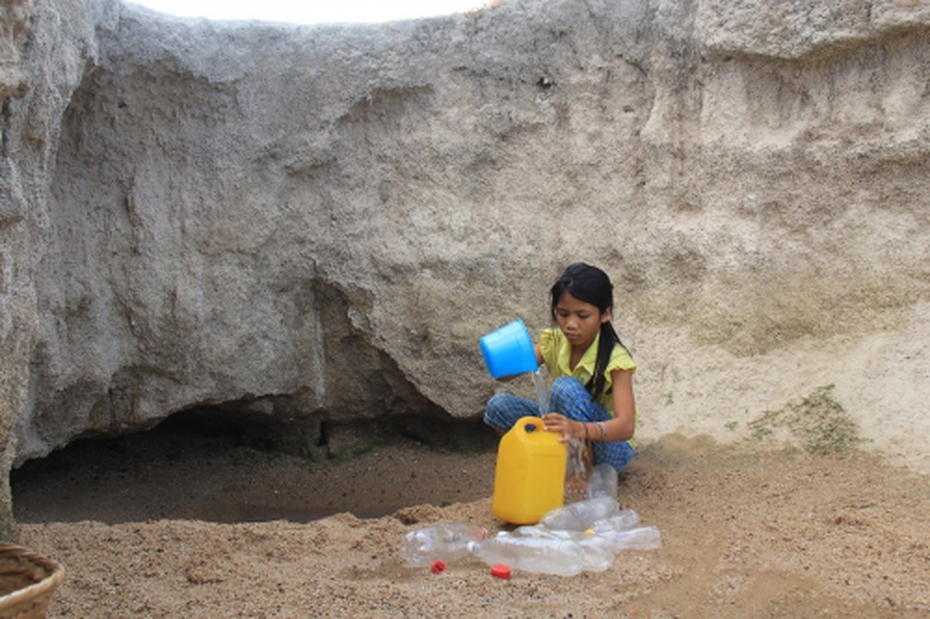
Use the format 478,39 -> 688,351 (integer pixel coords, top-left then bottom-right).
549,263 -> 628,401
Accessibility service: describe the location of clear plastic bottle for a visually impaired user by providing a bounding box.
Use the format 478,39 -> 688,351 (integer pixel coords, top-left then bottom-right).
587,463 -> 619,499
509,525 -> 617,572
577,533 -> 616,572
540,495 -> 620,531
400,523 -> 489,567
601,525 -> 662,552
590,508 -> 640,535
511,524 -> 579,540
469,533 -> 586,576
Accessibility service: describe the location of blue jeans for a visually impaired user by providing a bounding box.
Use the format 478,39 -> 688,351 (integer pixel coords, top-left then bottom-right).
484,376 -> 635,472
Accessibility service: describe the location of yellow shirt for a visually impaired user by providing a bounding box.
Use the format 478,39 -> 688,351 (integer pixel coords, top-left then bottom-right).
539,327 -> 638,446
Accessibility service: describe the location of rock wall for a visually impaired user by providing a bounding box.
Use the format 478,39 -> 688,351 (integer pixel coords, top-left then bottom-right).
0,0 -> 111,539
2,0 -> 930,535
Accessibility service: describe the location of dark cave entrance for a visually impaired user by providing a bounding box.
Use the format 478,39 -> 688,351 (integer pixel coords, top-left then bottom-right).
11,406 -> 497,525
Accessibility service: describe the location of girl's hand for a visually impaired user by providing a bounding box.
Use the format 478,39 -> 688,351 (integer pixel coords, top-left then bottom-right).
543,414 -> 581,443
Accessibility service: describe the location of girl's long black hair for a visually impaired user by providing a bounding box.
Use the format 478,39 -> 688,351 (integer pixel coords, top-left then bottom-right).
549,263 -> 629,401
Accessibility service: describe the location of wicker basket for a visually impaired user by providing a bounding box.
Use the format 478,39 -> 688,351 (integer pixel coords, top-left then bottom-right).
0,545 -> 65,619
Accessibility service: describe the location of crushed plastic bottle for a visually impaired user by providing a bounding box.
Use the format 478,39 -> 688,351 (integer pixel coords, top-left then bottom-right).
471,514 -> 660,576
600,525 -> 662,552
590,508 -> 641,535
540,495 -> 620,531
400,522 -> 489,567
577,533 -> 616,572
510,524 -> 578,540
516,508 -> 640,538
587,463 -> 619,499
469,533 -> 586,577
577,525 -> 661,571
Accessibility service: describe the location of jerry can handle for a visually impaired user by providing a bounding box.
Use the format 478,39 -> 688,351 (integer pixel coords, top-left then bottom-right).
514,416 -> 544,434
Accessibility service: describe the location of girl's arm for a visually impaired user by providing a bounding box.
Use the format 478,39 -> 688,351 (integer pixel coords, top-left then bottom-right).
544,368 -> 636,442
601,369 -> 635,442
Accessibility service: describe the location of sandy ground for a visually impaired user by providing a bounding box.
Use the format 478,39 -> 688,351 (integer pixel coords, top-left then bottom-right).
10,423 -> 930,618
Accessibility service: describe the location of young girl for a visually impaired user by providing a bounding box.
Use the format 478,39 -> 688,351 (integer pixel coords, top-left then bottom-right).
483,263 -> 637,473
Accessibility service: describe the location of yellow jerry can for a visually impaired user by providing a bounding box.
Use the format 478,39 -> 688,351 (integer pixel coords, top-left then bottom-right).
492,416 -> 567,525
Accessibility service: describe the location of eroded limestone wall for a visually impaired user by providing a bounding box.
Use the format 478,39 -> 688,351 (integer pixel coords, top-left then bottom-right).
2,0 -> 930,540
1,0 -> 110,539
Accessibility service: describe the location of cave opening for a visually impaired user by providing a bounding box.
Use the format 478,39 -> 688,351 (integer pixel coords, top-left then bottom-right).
11,406 -> 497,525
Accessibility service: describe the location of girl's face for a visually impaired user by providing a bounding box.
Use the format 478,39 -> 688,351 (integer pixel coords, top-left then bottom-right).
555,292 -> 610,353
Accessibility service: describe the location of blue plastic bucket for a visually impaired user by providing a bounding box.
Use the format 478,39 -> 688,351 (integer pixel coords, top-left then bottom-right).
480,319 -> 538,379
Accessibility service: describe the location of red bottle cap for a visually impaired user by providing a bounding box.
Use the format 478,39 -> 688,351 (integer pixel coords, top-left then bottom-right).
431,560 -> 447,574
490,564 -> 511,579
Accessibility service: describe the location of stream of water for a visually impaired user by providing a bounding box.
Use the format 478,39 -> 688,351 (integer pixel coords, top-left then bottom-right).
532,368 -> 586,482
